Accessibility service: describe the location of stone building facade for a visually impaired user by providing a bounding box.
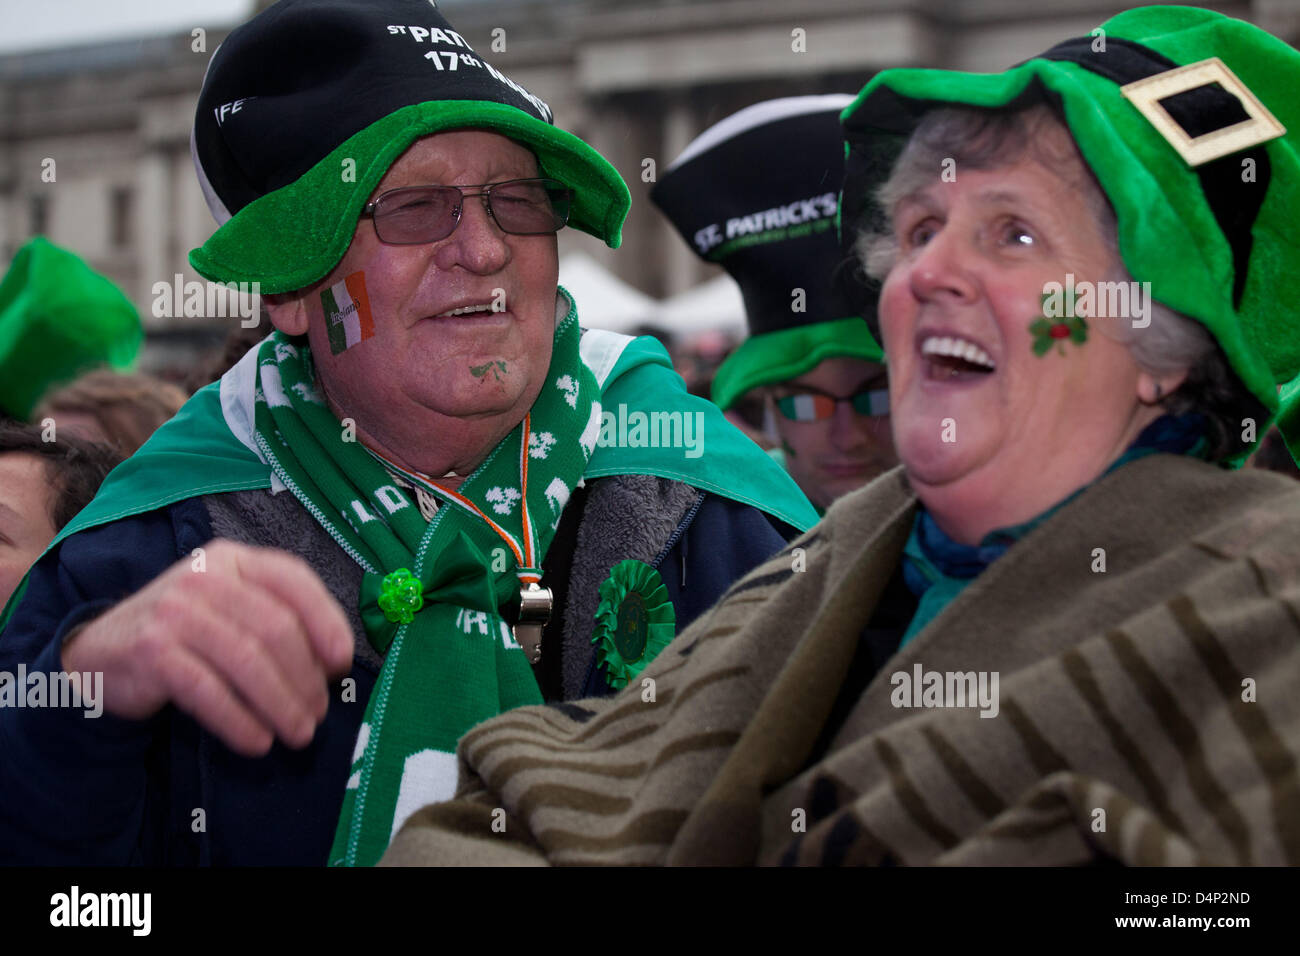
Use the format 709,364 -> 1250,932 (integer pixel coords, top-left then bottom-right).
0,0 -> 1292,365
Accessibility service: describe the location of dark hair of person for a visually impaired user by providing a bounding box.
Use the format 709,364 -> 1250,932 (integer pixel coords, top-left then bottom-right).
0,422 -> 122,530
1159,343 -> 1271,463
35,369 -> 187,456
1250,427 -> 1300,479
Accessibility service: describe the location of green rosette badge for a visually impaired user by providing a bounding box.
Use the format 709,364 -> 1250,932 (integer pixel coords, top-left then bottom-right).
592,559 -> 676,690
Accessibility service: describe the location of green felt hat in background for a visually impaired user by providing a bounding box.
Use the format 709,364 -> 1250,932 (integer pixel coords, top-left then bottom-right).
188,0 -> 629,294
840,4 -> 1300,462
0,236 -> 141,420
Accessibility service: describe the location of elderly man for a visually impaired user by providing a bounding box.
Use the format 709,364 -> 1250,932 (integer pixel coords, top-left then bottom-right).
0,0 -> 815,866
652,96 -> 896,513
384,6 -> 1300,866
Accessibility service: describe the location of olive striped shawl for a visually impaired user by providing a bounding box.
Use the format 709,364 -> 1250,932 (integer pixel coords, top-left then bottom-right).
383,456 -> 1300,865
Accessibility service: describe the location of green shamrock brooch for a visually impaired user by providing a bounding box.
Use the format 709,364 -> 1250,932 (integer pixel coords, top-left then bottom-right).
377,568 -> 424,624
591,560 -> 675,690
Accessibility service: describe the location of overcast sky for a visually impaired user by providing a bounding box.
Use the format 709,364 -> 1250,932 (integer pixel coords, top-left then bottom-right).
0,0 -> 255,53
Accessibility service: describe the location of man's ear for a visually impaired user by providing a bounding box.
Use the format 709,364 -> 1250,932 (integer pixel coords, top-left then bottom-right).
262,290 -> 311,337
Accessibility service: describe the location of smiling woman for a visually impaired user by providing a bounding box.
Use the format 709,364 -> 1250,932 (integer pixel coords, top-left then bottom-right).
855,99 -> 1270,544
860,102 -> 1261,463
825,3 -> 1300,666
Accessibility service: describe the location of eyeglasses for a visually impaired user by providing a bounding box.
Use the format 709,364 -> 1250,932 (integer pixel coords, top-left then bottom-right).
360,178 -> 573,244
775,387 -> 890,422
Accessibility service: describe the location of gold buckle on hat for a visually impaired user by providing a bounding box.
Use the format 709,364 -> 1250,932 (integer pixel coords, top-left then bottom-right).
1119,57 -> 1286,167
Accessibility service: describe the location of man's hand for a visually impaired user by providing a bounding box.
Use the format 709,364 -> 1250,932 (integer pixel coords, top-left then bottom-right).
62,541 -> 355,757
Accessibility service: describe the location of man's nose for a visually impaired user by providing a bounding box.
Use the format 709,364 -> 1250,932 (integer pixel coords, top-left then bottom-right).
433,195 -> 511,274
828,399 -> 871,452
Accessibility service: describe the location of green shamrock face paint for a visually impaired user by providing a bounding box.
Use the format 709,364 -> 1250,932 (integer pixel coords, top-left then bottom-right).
469,360 -> 508,382
1031,291 -> 1088,357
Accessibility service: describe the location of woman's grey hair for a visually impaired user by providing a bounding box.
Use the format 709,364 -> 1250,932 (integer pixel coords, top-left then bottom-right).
856,102 -> 1266,460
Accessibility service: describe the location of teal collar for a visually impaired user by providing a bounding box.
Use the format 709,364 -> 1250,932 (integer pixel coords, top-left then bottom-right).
898,412 -> 1211,647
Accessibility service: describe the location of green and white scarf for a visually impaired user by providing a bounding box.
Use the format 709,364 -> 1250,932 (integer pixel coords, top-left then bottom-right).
250,312 -> 598,866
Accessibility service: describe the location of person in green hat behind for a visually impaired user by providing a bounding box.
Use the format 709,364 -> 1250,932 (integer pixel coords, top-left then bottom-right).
382,5 -> 1300,866
652,96 -> 897,513
0,236 -> 142,422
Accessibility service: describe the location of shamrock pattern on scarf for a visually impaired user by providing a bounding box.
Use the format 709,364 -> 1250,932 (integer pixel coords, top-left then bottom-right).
485,486 -> 522,515
262,365 -> 291,407
579,403 -> 602,457
555,374 -> 579,408
544,477 -> 570,518
292,381 -> 324,405
529,431 -> 556,459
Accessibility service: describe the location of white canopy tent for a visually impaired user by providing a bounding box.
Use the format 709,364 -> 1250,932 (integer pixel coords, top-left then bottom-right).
557,253 -> 749,343
652,275 -> 747,338
557,251 -> 659,333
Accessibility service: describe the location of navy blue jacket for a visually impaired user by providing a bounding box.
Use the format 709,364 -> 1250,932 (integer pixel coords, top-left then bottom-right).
0,490 -> 791,865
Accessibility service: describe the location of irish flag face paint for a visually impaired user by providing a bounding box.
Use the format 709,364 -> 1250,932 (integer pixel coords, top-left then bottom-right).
322,272 -> 375,355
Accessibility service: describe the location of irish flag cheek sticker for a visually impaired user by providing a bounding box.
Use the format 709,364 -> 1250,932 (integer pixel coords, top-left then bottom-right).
322,271 -> 375,355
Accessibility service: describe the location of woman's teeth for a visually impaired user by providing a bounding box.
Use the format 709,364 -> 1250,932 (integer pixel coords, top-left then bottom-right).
921,336 -> 996,371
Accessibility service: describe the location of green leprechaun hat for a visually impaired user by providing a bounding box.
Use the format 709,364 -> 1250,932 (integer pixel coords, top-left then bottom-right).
0,236 -> 141,420
189,0 -> 629,294
838,4 -> 1300,462
651,95 -> 883,412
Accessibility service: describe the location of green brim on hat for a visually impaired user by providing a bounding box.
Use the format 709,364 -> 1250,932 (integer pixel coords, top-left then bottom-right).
711,316 -> 883,410
1276,374 -> 1300,464
191,100 -> 631,293
0,236 -> 141,419
840,6 -> 1300,460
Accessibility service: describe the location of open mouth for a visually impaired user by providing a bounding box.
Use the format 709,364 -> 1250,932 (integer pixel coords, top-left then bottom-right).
435,303 -> 499,318
919,334 -> 996,382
